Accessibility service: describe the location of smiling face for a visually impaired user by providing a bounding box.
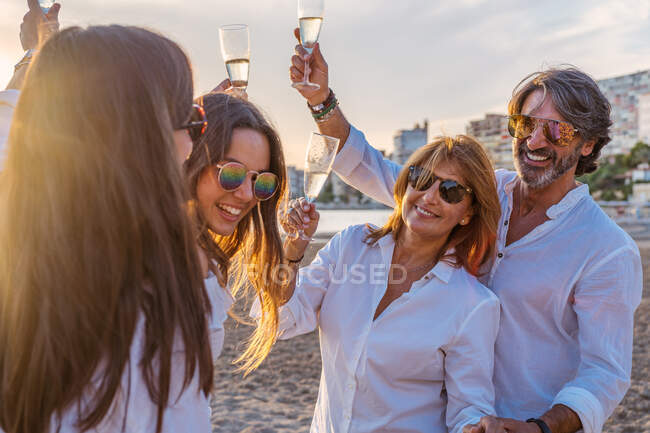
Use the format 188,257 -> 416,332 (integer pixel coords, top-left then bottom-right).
513,89 -> 594,189
196,127 -> 271,236
400,161 -> 474,242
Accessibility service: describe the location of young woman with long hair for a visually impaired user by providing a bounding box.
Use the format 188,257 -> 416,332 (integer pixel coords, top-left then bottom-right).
0,25 -> 216,433
184,92 -> 289,374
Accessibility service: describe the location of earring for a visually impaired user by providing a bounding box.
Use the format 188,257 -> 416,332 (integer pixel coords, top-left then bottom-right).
461,219 -> 466,224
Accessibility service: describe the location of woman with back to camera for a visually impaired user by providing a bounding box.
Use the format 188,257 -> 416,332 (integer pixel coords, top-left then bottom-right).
256,135 -> 502,433
0,24 -> 238,433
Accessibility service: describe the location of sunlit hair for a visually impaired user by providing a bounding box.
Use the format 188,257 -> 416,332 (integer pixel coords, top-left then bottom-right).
365,136 -> 500,276
184,93 -> 288,374
508,66 -> 612,176
0,26 -> 213,433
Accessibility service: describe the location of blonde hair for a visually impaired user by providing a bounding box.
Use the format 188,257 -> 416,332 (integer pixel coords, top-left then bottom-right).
0,26 -> 212,433
365,135 -> 500,275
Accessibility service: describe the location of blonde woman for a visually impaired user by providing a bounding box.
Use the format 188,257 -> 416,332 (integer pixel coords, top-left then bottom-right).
258,136 -> 502,433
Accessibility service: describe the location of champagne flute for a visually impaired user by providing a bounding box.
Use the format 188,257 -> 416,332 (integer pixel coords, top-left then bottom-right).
219,24 -> 250,93
290,132 -> 340,241
38,0 -> 55,13
292,0 -> 324,90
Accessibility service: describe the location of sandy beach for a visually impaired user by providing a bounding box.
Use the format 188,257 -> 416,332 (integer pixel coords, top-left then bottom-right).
210,226 -> 650,433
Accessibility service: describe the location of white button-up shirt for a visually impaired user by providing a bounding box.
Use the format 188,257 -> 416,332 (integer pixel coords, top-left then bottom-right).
254,224 -> 500,433
0,274 -> 233,433
0,89 -> 20,171
331,125 -> 643,433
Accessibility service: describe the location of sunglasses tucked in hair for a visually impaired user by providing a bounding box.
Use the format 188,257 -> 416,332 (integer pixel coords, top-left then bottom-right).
507,114 -> 578,147
407,165 -> 473,204
214,161 -> 279,201
178,103 -> 208,144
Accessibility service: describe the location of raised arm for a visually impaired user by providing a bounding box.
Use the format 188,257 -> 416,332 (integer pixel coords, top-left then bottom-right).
289,30 -> 402,207
250,199 -> 341,340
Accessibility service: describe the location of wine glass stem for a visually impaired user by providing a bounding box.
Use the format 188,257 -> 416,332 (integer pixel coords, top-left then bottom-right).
303,59 -> 311,84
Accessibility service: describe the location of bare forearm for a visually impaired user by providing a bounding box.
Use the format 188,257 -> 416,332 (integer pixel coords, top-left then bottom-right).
280,238 -> 309,304
314,106 -> 351,154
539,404 -> 582,433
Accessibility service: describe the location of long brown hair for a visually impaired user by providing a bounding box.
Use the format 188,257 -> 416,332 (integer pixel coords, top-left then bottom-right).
365,136 -> 500,276
184,93 -> 288,374
0,26 -> 213,433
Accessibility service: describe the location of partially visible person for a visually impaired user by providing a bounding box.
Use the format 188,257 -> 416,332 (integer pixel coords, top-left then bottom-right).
184,91 -> 289,373
1,1 -> 60,170
289,31 -> 643,433
255,136 -> 502,433
0,25 -> 216,433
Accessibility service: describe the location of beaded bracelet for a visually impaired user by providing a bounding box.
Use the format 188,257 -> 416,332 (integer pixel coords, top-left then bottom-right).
307,88 -> 335,114
313,99 -> 338,120
315,103 -> 339,123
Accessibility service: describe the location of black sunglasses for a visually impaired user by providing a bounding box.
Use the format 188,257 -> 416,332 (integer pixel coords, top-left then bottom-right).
407,166 -> 472,204
178,103 -> 208,144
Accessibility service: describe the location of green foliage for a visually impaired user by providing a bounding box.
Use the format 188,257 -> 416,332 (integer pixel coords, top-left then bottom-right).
578,141 -> 649,200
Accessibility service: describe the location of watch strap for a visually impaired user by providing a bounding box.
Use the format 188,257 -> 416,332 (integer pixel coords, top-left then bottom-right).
526,418 -> 552,433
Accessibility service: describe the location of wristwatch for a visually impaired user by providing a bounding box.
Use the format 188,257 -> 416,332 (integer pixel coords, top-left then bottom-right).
526,418 -> 552,433
14,49 -> 37,72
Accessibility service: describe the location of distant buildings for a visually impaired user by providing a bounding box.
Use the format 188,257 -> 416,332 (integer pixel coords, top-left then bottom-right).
597,69 -> 650,156
465,114 -> 514,170
638,93 -> 650,145
287,165 -> 304,199
286,165 -> 366,205
391,121 -> 428,165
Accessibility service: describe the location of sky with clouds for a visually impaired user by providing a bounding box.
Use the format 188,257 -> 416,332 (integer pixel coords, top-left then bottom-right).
1,0 -> 649,166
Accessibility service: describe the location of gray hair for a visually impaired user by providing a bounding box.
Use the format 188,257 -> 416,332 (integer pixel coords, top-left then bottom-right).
508,67 -> 612,176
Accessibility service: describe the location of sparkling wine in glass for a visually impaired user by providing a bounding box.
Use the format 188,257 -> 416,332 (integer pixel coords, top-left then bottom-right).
38,0 -> 55,13
292,0 -> 324,90
290,132 -> 339,241
219,24 -> 250,92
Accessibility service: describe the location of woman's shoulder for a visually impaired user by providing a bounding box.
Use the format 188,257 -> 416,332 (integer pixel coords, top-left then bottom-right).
449,266 -> 499,307
336,223 -> 382,240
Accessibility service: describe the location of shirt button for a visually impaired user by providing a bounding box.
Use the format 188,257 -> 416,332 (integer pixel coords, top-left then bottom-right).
497,253 -> 503,258
504,220 -> 509,226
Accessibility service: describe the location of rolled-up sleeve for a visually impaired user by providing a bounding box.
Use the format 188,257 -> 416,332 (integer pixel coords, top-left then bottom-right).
0,89 -> 20,171
552,244 -> 643,433
445,297 -> 500,433
250,231 -> 343,340
331,125 -> 401,207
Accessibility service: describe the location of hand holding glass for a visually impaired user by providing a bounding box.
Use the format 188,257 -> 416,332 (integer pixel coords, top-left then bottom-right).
288,132 -> 339,241
292,0 -> 324,90
219,24 -> 250,92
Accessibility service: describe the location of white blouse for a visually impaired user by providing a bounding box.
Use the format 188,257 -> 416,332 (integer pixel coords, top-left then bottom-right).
331,125 -> 643,433
254,224 -> 500,433
42,274 -> 233,433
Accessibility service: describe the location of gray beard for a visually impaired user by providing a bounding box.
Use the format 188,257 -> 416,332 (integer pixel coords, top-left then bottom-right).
513,140 -> 583,189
